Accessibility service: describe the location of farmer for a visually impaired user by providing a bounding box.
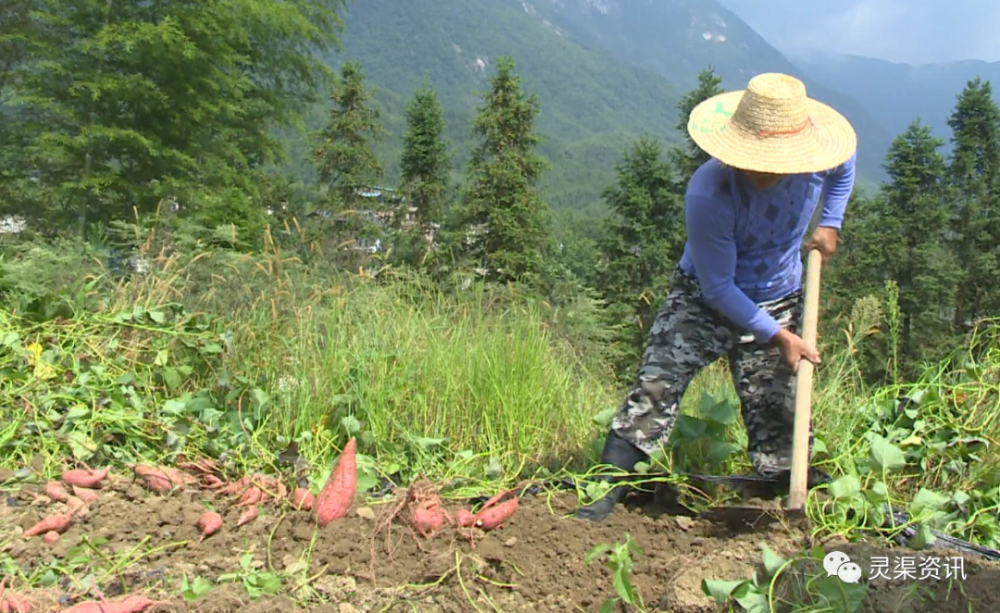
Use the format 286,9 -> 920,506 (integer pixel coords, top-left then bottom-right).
576,72 -> 858,521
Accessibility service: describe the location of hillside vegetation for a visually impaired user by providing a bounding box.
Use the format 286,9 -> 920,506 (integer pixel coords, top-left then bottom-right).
2,1 -> 1000,612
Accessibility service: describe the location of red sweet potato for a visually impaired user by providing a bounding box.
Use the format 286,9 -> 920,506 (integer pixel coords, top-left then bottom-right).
60,594 -> 156,613
195,511 -> 223,542
236,505 -> 258,527
236,485 -> 263,508
66,496 -> 86,514
131,464 -> 194,493
475,497 -> 518,530
215,476 -> 252,496
314,437 -> 357,528
0,594 -> 32,613
72,485 -> 98,503
0,577 -> 32,613
23,508 -> 77,538
42,531 -> 59,545
45,481 -> 69,503
456,509 -> 476,527
292,488 -> 314,511
62,467 -> 109,490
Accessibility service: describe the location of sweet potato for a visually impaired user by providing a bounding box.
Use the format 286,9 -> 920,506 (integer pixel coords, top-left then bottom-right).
215,476 -> 252,496
42,531 -> 59,545
409,503 -> 447,536
236,486 -> 263,508
60,594 -> 156,613
314,437 -> 357,528
236,505 -> 258,527
456,509 -> 476,527
45,481 -> 69,503
474,497 -> 518,530
292,488 -> 314,511
131,464 -> 194,493
66,496 -> 86,514
195,511 -> 223,542
62,467 -> 109,490
0,577 -> 32,613
23,508 -> 77,538
72,485 -> 98,503
0,594 -> 31,613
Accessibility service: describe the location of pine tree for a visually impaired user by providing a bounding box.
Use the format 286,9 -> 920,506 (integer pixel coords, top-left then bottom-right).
398,84 -> 451,263
946,77 -> 1000,328
596,136 -> 685,378
877,120 -> 960,369
315,61 -> 385,209
8,0 -> 349,234
670,66 -> 725,182
457,56 -> 553,285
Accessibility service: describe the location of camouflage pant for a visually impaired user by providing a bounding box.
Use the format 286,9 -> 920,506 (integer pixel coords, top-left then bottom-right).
610,267 -> 810,476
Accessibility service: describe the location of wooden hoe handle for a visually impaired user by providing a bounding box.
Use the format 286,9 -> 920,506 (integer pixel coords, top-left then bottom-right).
787,248 -> 822,511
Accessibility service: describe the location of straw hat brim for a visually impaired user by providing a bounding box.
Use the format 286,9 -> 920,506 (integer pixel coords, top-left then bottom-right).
687,90 -> 858,175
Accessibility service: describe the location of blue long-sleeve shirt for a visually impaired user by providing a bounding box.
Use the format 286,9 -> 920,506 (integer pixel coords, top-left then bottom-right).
677,152 -> 856,345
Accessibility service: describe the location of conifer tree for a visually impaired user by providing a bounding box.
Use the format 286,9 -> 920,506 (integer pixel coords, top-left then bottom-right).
313,61 -> 386,260
875,120 -> 960,368
457,56 -> 553,285
670,66 -> 725,182
398,84 -> 451,264
946,77 -> 1000,327
8,0 -> 349,233
315,61 -> 385,210
596,136 -> 685,378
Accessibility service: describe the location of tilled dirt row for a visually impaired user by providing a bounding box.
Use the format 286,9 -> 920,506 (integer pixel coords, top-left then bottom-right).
2,477 -> 999,612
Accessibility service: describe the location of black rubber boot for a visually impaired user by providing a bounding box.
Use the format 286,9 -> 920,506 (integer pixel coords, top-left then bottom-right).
576,430 -> 649,521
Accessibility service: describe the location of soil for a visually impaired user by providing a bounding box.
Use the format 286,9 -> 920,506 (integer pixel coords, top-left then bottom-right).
2,474 -> 1000,613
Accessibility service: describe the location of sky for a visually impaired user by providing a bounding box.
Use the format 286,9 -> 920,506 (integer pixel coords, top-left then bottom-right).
715,0 -> 1000,65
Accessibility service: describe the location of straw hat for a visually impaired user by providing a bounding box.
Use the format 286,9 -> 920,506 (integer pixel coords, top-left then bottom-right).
686,72 -> 857,175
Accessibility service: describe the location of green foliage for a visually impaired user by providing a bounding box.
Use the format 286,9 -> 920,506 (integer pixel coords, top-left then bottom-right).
454,56 -> 554,285
585,533 -> 648,613
394,83 -> 451,268
595,135 -> 685,377
4,0 -> 348,234
400,84 -> 450,229
315,60 -> 386,207
947,77 -> 1000,326
702,545 -> 868,613
670,66 -> 726,181
300,0 -> 688,216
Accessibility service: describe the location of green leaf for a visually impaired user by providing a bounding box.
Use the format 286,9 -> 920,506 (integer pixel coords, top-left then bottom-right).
612,568 -> 637,604
340,415 -> 362,436
592,407 -> 617,426
760,544 -> 786,577
829,475 -> 862,500
910,522 -> 937,549
864,480 -> 889,504
66,431 -> 96,461
675,415 -> 707,439
701,578 -> 746,602
910,487 -> 949,518
811,437 -> 828,459
708,441 -> 740,464
162,368 -> 182,391
149,310 -> 166,324
585,543 -> 611,565
64,406 -> 90,422
699,393 -> 737,425
869,433 -> 907,471
598,599 -> 616,613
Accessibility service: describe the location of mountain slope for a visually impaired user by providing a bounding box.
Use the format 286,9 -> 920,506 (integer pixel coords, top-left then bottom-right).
307,0 -> 690,216
788,51 -> 1000,153
520,0 -> 892,187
